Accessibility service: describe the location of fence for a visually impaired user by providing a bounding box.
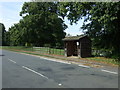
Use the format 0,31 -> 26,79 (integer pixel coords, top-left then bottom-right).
31,47 -> 65,56
4,46 -> 113,57
3,46 -> 65,56
30,47 -> 111,57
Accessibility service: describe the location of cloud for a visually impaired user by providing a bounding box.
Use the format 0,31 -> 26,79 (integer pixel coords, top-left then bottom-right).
0,2 -> 23,31
64,17 -> 84,36
0,1 -> 85,36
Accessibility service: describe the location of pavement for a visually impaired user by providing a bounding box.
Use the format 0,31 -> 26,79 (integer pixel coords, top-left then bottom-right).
2,50 -> 118,88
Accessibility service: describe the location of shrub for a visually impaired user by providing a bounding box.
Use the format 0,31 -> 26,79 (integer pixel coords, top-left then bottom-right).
111,53 -> 120,61
44,44 -> 51,47
25,42 -> 33,47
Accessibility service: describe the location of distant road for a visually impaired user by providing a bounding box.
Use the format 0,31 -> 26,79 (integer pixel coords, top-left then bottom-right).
2,50 -> 118,88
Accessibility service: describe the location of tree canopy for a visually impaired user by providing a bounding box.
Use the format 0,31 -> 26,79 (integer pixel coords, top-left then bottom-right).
58,2 -> 120,58
8,2 -> 67,47
5,2 -> 120,59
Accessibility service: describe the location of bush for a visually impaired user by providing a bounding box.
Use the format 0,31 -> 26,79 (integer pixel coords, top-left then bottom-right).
111,53 -> 120,61
103,51 -> 112,58
92,49 -> 112,57
25,42 -> 33,47
44,44 -> 51,47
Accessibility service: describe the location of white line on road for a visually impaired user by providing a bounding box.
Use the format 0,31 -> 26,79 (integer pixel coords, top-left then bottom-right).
50,60 -> 71,64
22,66 -> 49,79
101,69 -> 118,74
8,58 -> 16,64
12,51 -> 71,65
78,64 -> 90,68
58,83 -> 62,86
41,57 -> 71,65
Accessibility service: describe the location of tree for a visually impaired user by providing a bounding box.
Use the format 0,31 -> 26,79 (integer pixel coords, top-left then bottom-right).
18,2 -> 67,47
8,2 -> 67,47
5,31 -> 10,46
0,23 -> 6,46
58,2 -> 120,59
9,23 -> 22,46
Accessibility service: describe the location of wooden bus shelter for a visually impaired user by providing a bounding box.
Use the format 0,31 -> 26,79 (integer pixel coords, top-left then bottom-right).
62,35 -> 91,58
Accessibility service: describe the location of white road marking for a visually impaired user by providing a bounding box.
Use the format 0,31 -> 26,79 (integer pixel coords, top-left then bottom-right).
101,69 -> 118,74
78,64 -> 90,68
8,58 -> 16,64
22,66 -> 49,79
50,60 -> 71,64
58,83 -> 62,86
11,51 -> 71,65
40,57 -> 71,65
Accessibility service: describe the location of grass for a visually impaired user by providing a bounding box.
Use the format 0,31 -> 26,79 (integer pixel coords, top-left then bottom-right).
2,47 -> 69,61
3,46 -> 65,56
3,48 -> 57,58
2,46 -> 119,66
86,57 -> 119,66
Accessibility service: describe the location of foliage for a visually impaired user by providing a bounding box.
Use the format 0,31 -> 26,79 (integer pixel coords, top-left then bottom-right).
5,2 -> 120,60
25,42 -> 33,47
58,2 -> 120,60
0,23 -> 7,46
8,2 -> 67,47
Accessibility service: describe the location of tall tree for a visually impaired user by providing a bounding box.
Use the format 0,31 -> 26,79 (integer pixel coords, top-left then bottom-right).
19,2 -> 67,47
0,23 -> 6,46
5,31 -> 10,46
8,2 -> 67,47
9,23 -> 22,46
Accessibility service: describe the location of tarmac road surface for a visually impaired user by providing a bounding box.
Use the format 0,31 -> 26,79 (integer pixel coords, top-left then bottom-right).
2,50 -> 118,88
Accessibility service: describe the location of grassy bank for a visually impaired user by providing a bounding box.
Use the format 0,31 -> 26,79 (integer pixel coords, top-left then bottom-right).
3,46 -> 64,56
86,57 -> 119,66
2,47 -> 70,61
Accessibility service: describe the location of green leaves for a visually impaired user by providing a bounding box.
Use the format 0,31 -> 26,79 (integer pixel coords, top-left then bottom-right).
9,2 -> 67,47
59,2 -> 120,59
0,23 -> 6,46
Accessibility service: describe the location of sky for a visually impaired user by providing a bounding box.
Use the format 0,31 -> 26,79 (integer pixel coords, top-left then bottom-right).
0,1 -> 84,36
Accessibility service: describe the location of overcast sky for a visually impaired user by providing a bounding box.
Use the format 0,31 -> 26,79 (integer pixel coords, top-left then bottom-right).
0,1 -> 84,36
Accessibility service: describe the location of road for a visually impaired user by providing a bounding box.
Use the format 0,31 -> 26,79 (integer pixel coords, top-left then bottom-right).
2,50 -> 118,88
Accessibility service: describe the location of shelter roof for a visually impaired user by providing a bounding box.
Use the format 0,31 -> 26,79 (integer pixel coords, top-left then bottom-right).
62,35 -> 87,41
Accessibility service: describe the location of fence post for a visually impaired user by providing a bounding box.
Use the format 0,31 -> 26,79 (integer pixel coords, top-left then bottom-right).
40,47 -> 41,54
56,48 -> 57,55
53,48 -> 54,54
49,47 -> 50,54
60,48 -> 61,55
47,47 -> 48,54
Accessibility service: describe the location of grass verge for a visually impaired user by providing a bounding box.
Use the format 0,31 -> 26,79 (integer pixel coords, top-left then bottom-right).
86,57 -> 119,66
2,47 -> 68,61
3,46 -> 64,55
2,46 -> 119,66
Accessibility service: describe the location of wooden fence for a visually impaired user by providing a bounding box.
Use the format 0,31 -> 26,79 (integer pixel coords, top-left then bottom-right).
32,47 -> 65,56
